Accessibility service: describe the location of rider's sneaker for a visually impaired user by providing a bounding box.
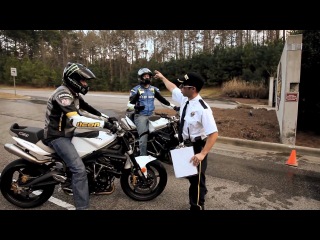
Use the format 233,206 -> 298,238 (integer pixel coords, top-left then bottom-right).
62,181 -> 73,195
62,186 -> 73,196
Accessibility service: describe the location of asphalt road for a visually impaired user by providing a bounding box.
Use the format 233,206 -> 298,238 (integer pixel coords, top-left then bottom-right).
0,89 -> 320,211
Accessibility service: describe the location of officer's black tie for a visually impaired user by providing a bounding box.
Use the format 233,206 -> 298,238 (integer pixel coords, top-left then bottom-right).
178,100 -> 189,143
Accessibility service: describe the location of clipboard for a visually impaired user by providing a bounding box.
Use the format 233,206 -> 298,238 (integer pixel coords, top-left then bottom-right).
170,146 -> 198,178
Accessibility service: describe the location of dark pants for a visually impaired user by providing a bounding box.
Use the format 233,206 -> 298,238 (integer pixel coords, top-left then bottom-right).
186,139 -> 208,210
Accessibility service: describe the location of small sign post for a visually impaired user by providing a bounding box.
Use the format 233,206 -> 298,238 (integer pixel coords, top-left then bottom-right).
10,68 -> 17,95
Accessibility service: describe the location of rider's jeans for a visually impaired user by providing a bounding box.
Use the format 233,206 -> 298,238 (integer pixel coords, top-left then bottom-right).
134,114 -> 150,156
49,137 -> 89,210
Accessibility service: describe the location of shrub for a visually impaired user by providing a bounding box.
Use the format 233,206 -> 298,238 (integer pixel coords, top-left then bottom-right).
221,78 -> 269,99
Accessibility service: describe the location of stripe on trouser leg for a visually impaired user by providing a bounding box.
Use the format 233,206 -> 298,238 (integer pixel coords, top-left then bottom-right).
196,162 -> 202,210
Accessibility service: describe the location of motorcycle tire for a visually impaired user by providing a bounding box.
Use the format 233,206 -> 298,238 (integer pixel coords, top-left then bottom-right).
120,160 -> 167,201
0,159 -> 55,208
161,151 -> 173,165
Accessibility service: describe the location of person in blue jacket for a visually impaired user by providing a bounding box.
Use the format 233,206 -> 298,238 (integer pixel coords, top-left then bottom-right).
129,68 -> 172,156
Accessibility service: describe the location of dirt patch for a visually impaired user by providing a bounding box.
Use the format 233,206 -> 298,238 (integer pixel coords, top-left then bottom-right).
213,107 -> 280,143
156,97 -> 320,149
0,92 -> 30,99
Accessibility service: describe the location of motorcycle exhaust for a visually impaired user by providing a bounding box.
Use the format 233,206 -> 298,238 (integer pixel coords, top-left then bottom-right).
22,170 -> 65,187
4,143 -> 49,164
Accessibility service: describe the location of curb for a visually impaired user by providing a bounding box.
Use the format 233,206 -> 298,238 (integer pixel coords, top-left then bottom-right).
217,136 -> 320,158
233,101 -> 275,110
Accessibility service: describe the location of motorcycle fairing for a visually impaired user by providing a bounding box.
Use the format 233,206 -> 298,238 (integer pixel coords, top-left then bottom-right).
135,155 -> 157,177
71,131 -> 117,157
149,118 -> 169,132
120,116 -> 136,130
13,137 -> 52,156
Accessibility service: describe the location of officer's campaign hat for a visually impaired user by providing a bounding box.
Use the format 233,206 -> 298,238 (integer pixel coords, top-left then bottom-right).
177,72 -> 205,91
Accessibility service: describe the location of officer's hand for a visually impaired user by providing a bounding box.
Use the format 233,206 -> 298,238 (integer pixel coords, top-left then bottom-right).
154,70 -> 162,80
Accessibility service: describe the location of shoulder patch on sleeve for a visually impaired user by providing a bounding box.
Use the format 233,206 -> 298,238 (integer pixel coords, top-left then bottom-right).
199,99 -> 208,109
57,92 -> 73,106
138,88 -> 145,94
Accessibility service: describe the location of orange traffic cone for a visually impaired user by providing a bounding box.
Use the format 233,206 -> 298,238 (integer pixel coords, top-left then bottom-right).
286,149 -> 298,167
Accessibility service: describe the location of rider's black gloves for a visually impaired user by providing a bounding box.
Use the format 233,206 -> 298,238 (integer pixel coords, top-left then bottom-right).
134,105 -> 145,111
173,106 -> 180,112
108,117 -> 118,123
104,121 -> 117,133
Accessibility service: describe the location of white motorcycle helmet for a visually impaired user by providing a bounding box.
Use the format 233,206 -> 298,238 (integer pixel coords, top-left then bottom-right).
137,68 -> 153,85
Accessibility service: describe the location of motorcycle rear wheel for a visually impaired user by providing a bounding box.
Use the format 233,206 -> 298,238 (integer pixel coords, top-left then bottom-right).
0,159 -> 55,208
120,160 -> 167,201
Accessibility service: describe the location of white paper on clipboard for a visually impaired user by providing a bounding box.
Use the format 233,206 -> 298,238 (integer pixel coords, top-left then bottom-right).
170,146 -> 198,178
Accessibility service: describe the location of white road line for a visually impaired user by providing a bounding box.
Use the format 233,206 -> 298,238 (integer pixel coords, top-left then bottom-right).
33,190 -> 76,210
47,195 -> 76,210
34,191 -> 76,210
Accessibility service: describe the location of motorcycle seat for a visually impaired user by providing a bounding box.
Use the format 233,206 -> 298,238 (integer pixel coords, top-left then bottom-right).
10,123 -> 44,144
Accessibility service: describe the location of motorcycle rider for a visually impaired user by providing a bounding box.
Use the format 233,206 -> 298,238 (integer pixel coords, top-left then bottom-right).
42,62 -> 117,210
129,68 -> 173,157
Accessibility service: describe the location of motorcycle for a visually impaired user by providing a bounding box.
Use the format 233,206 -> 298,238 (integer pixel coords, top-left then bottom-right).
0,117 -> 167,209
124,104 -> 180,165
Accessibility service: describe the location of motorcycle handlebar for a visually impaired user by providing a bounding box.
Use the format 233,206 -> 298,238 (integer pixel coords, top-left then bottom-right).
160,103 -> 180,112
173,106 -> 180,112
155,112 -> 169,118
155,112 -> 179,122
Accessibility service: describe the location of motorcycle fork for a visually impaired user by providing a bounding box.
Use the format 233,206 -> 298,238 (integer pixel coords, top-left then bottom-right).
120,134 -> 148,184
128,154 -> 148,184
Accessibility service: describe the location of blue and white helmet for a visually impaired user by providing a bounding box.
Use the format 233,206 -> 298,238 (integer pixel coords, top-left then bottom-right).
137,68 -> 153,84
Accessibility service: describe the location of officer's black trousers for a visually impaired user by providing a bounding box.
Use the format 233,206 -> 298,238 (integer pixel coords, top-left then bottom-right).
187,140 -> 208,210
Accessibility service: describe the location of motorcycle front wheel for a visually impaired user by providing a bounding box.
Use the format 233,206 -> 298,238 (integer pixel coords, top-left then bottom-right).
120,160 -> 167,201
0,159 -> 55,208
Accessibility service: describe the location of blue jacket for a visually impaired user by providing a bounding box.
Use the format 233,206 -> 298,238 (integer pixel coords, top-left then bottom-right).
129,84 -> 170,116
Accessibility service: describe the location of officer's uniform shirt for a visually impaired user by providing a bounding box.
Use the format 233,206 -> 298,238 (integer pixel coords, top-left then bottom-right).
172,87 -> 218,142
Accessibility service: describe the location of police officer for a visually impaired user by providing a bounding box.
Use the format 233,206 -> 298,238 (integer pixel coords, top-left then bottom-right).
154,70 -> 219,210
129,68 -> 172,156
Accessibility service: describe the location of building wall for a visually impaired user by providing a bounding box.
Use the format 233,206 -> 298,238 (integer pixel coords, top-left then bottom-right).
275,34 -> 302,146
